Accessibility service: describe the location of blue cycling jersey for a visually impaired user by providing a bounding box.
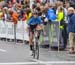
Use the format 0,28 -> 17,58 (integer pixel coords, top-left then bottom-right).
28,16 -> 42,25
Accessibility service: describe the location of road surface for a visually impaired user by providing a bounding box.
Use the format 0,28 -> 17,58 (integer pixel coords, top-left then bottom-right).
0,41 -> 75,65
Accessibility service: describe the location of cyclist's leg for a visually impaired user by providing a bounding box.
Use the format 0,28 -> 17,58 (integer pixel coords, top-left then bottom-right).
37,30 -> 41,39
29,29 -> 34,51
29,25 -> 37,51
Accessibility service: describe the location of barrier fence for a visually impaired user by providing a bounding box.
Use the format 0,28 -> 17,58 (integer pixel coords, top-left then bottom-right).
0,20 -> 29,42
48,22 -> 60,52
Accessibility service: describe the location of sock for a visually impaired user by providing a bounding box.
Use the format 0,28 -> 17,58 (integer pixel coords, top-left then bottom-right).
30,45 -> 33,51
37,35 -> 40,39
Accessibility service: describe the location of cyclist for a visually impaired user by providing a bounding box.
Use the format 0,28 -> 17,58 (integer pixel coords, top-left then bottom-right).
27,10 -> 43,56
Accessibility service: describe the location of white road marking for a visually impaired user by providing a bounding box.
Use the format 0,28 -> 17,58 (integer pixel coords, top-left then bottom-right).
68,54 -> 75,56
0,62 -> 38,65
32,58 -> 44,63
39,61 -> 75,64
32,59 -> 75,64
0,49 -> 7,52
0,61 -> 75,65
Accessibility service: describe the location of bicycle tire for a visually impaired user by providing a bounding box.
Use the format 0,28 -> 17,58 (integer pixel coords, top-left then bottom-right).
33,42 -> 35,59
36,44 -> 39,59
33,40 -> 39,59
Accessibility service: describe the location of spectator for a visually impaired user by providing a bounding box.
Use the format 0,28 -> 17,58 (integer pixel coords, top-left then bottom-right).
67,7 -> 75,54
0,0 -> 5,7
22,10 -> 27,21
8,8 -> 18,24
45,3 -> 57,22
56,7 -> 67,50
65,0 -> 75,9
56,1 -> 68,50
0,7 -> 3,20
26,8 -> 32,23
3,7 -> 8,21
65,1 -> 70,9
8,1 -> 13,8
47,0 -> 57,3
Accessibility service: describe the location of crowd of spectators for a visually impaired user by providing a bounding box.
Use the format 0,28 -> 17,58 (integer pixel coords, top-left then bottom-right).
0,0 -> 75,23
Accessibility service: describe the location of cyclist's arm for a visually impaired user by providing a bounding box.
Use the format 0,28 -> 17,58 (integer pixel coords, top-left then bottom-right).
38,17 -> 43,24
36,17 -> 44,30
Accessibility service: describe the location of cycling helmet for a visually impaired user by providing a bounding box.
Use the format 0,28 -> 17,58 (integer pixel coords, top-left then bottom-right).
32,9 -> 38,14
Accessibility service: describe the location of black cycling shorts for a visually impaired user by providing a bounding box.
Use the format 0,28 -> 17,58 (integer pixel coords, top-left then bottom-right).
29,24 -> 37,36
43,22 -> 47,25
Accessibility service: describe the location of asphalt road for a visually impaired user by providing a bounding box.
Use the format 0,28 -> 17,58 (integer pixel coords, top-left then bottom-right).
0,41 -> 75,65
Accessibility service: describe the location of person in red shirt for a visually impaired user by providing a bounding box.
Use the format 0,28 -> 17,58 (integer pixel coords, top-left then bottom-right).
12,0 -> 16,3
8,8 -> 18,24
22,12 -> 27,21
8,8 -> 19,43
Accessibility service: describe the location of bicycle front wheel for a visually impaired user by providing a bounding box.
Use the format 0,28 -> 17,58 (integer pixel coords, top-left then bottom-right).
33,41 -> 39,59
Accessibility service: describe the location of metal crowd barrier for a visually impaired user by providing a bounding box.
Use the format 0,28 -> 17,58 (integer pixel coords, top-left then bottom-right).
0,20 -> 29,43
48,22 -> 60,52
39,21 -> 60,52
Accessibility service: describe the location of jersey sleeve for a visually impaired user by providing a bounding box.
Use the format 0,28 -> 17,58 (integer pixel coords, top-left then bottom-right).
38,17 -> 42,24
